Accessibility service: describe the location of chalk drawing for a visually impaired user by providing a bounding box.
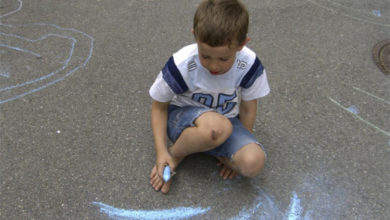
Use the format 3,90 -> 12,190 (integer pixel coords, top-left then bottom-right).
92,189 -> 308,220
230,187 -> 309,220
346,105 -> 359,115
0,0 -> 94,104
328,84 -> 390,137
231,187 -> 282,220
0,43 -> 41,57
306,0 -> 390,28
92,168 -> 347,219
352,86 -> 390,105
0,72 -> 10,78
372,10 -> 381,17
285,192 -> 303,220
328,97 -> 390,137
0,0 -> 23,19
92,202 -> 211,220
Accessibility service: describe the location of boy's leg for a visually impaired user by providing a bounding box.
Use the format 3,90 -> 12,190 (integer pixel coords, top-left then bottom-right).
217,143 -> 265,178
150,109 -> 233,194
169,111 -> 233,159
205,117 -> 266,179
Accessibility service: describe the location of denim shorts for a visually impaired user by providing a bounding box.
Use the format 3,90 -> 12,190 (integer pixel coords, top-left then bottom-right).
167,105 -> 265,160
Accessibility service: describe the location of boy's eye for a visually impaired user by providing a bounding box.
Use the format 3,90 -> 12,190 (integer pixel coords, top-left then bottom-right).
219,58 -> 229,62
202,56 -> 211,59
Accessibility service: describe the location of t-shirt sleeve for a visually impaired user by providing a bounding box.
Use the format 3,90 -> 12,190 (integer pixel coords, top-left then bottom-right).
241,69 -> 270,101
149,72 -> 175,102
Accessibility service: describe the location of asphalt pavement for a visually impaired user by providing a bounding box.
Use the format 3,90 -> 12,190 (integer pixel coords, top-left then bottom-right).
1,0 -> 389,219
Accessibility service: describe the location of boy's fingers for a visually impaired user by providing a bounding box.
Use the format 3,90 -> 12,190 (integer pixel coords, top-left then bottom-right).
156,163 -> 165,178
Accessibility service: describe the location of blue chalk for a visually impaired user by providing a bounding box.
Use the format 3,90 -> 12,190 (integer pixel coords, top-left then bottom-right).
92,201 -> 211,219
163,165 -> 171,182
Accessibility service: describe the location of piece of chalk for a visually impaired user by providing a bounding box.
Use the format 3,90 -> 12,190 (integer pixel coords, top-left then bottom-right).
163,165 -> 171,182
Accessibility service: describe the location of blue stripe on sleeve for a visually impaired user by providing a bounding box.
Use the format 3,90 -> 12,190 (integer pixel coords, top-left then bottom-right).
239,57 -> 264,89
162,56 -> 189,94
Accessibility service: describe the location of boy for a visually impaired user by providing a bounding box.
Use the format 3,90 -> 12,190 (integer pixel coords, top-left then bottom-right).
149,0 -> 270,194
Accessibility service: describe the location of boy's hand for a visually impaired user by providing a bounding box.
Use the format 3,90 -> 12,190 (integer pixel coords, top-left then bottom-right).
156,151 -> 176,179
150,149 -> 178,194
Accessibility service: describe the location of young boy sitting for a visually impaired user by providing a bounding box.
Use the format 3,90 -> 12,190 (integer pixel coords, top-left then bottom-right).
149,0 -> 270,194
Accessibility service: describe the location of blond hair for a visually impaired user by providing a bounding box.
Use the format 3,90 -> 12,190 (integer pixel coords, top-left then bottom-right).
193,0 -> 249,47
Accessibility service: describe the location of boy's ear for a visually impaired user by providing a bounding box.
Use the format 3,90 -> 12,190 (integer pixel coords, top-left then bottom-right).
238,37 -> 250,50
191,29 -> 197,40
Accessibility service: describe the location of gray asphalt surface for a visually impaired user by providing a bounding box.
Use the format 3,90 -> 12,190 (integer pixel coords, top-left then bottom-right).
1,0 -> 389,219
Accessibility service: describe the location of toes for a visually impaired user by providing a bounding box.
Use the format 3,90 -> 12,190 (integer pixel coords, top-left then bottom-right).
150,165 -> 173,193
228,170 -> 238,179
219,165 -> 238,179
151,176 -> 163,191
150,166 -> 164,191
150,166 -> 158,179
219,165 -> 229,179
161,180 -> 172,194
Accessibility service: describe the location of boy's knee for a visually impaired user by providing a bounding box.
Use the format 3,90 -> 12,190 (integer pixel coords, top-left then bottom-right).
206,119 -> 232,145
235,145 -> 265,177
197,112 -> 232,145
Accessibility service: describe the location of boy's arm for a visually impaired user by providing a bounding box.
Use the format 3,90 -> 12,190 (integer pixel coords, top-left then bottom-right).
151,100 -> 172,176
239,99 -> 258,132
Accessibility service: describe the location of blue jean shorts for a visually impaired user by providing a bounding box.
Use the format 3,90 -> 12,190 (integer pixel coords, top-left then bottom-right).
167,105 -> 265,160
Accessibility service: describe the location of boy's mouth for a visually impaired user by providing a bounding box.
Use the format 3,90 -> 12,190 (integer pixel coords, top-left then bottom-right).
210,71 -> 219,75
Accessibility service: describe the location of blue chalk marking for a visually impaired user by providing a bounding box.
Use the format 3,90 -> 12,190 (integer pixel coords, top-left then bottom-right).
92,202 -> 210,220
0,72 -> 10,78
0,0 -> 94,104
347,105 -> 359,115
286,192 -> 303,220
231,187 -> 283,220
163,165 -> 171,182
0,33 -> 77,93
372,10 -> 381,17
0,43 -> 41,57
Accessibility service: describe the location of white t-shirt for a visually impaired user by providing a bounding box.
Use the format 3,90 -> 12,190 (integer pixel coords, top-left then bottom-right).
149,44 -> 270,118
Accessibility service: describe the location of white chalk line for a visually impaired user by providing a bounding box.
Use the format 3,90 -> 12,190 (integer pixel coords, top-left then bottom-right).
325,0 -> 390,19
352,86 -> 390,105
328,97 -> 390,137
0,0 -> 22,19
306,0 -> 390,28
0,43 -> 41,57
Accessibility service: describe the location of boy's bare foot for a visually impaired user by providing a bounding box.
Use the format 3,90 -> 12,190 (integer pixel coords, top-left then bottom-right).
150,165 -> 172,194
150,149 -> 183,194
216,157 -> 238,179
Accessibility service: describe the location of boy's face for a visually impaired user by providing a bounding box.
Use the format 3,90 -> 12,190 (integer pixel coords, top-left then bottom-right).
197,40 -> 246,76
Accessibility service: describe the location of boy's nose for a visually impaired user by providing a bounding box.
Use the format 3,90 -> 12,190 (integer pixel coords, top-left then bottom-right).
209,62 -> 220,72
